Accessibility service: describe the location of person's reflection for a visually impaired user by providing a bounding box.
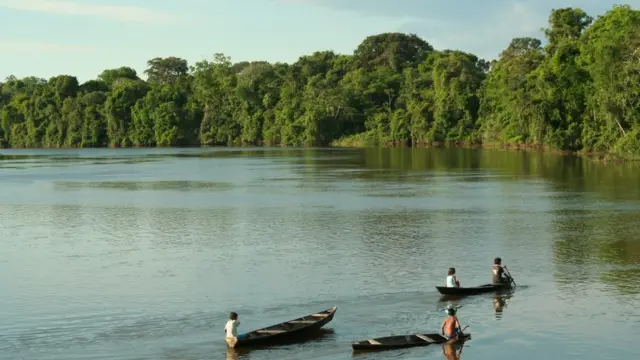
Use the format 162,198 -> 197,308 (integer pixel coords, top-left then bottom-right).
442,342 -> 463,360
492,295 -> 510,319
493,296 -> 505,313
225,347 -> 239,360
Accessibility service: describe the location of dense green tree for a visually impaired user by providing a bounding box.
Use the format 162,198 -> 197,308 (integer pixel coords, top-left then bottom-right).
579,5 -> 640,159
1,6 -> 639,159
144,57 -> 189,85
98,67 -> 139,88
477,37 -> 545,145
354,33 -> 434,71
104,79 -> 149,147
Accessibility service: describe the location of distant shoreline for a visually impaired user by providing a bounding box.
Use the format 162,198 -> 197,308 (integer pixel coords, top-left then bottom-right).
0,141 -> 629,164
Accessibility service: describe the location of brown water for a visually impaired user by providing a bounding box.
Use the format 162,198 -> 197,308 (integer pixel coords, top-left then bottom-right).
1,147 -> 639,360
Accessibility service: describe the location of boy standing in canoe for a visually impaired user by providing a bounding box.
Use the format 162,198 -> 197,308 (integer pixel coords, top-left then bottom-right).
441,307 -> 463,340
225,312 -> 244,347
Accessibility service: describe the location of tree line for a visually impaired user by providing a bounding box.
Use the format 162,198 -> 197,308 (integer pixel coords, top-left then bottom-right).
1,6 -> 639,159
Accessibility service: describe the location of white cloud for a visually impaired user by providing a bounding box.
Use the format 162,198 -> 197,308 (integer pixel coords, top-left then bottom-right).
0,0 -> 178,24
0,39 -> 95,53
399,2 -> 548,60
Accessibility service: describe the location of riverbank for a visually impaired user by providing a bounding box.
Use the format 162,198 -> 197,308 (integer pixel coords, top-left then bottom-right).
1,141 -> 636,164
330,135 -> 638,164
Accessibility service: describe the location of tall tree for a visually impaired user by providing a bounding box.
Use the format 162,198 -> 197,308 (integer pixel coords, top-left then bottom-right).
144,57 -> 189,85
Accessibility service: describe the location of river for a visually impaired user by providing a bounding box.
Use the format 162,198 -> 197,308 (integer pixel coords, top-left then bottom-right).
1,147 -> 639,360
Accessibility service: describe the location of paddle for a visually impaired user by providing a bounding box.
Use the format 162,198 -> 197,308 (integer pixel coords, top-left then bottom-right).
444,325 -> 470,341
504,265 -> 516,287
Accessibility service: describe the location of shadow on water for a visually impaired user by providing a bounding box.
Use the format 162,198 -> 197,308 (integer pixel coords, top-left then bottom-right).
223,328 -> 336,358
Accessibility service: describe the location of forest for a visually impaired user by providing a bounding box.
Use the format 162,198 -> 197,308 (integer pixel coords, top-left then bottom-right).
1,6 -> 639,159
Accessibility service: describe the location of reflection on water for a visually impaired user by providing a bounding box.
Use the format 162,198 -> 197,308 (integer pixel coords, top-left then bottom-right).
54,180 -> 235,192
552,208 -> 640,297
600,269 -> 640,296
1,147 -> 639,360
442,342 -> 465,360
226,348 -> 240,360
493,295 -> 510,320
225,347 -> 254,360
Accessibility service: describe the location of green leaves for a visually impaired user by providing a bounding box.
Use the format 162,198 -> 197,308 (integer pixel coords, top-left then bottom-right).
0,6 -> 639,159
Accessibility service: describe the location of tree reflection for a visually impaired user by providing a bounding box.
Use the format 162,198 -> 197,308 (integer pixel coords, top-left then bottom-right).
552,207 -> 640,296
266,147 -> 640,202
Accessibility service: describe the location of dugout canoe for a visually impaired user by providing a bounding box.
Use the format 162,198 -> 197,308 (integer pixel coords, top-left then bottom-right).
225,306 -> 337,348
436,283 -> 511,296
352,331 -> 470,351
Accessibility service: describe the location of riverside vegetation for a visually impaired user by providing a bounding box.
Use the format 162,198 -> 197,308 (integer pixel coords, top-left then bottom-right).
1,6 -> 639,160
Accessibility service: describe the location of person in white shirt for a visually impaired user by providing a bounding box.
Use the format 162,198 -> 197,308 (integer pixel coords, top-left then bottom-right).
224,312 -> 245,347
225,312 -> 240,338
446,267 -> 460,288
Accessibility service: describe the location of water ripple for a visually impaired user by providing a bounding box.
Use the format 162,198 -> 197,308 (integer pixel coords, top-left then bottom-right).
1,148 -> 640,360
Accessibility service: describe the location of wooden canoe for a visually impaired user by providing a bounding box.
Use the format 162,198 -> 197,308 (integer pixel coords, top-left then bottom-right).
352,332 -> 471,351
226,306 -> 337,348
436,283 -> 511,296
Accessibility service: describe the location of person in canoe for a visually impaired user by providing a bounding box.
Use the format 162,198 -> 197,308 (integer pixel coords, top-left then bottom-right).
492,257 -> 512,284
446,267 -> 460,288
441,307 -> 464,340
224,312 -> 246,347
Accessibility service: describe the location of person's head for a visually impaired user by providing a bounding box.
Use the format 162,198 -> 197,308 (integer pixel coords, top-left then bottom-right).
230,312 -> 238,321
448,267 -> 456,275
494,257 -> 502,265
447,307 -> 456,316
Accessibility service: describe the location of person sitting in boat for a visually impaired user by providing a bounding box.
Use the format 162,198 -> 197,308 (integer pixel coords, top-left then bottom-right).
446,267 -> 460,288
492,257 -> 511,284
441,307 -> 463,340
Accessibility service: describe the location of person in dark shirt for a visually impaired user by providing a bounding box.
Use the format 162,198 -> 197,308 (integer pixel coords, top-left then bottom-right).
492,257 -> 511,284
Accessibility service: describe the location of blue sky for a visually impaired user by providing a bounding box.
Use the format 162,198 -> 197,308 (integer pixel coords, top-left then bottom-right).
0,0 -> 636,82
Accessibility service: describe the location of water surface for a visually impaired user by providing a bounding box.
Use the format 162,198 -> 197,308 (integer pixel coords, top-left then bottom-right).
1,147 -> 639,360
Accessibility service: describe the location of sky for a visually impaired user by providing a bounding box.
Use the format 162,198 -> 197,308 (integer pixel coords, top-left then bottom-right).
0,0 -> 637,83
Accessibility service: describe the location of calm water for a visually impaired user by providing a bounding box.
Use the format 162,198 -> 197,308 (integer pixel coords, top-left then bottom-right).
1,147 -> 639,360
